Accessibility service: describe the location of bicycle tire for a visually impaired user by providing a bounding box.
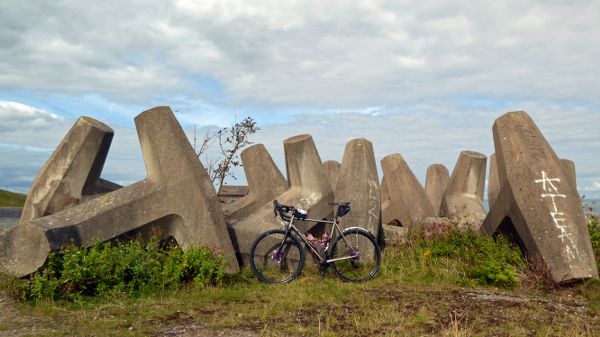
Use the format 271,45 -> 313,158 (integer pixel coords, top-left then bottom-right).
329,227 -> 381,283
249,229 -> 305,284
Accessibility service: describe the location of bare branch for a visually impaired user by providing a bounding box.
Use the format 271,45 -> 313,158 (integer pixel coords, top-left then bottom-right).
195,117 -> 260,192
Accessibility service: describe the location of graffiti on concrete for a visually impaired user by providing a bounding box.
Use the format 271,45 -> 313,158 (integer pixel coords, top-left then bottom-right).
534,170 -> 579,261
367,179 -> 379,229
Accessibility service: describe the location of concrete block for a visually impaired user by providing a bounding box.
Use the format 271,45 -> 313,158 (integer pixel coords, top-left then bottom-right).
223,144 -> 287,221
424,164 -> 450,216
380,176 -> 394,225
381,176 -> 389,203
20,117 -> 114,223
381,154 -> 434,226
488,153 -> 500,209
1,107 -> 239,277
228,134 -> 334,262
440,151 -> 487,227
382,224 -> 408,245
334,138 -> 381,239
481,111 -> 598,284
323,160 -> 341,192
85,178 -> 123,196
561,159 -> 577,192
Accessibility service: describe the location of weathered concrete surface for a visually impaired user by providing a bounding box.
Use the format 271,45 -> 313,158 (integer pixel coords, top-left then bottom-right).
381,176 -> 390,203
380,176 -> 393,225
420,216 -> 474,231
424,164 -> 450,216
440,151 -> 487,226
561,159 -> 577,192
334,138 -> 381,239
323,160 -> 341,192
488,153 -> 500,209
0,107 -> 239,277
381,154 -> 434,226
20,117 -> 114,223
85,178 -> 122,196
229,134 -> 334,262
223,144 -> 287,221
382,224 -> 408,245
481,111 -> 598,284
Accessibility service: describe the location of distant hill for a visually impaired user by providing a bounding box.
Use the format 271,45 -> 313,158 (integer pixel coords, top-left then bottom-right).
0,189 -> 26,207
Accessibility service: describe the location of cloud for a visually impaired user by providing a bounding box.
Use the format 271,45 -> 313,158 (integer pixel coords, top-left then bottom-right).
245,101 -> 600,199
1,2 -> 600,198
2,100 -> 600,199
0,101 -> 64,131
1,1 -> 600,109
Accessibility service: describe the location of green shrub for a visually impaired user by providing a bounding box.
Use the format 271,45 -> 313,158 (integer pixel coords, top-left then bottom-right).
11,238 -> 225,302
589,215 -> 600,271
401,223 -> 524,288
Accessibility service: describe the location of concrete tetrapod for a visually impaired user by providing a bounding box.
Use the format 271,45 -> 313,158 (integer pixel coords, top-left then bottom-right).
481,111 -> 598,284
487,156 -> 576,210
228,134 -> 334,263
334,138 -> 381,242
424,164 -> 450,216
0,107 -> 239,277
440,151 -> 487,227
381,176 -> 389,203
223,144 -> 288,222
381,154 -> 434,227
488,153 -> 500,209
323,160 -> 341,193
380,176 -> 392,226
561,159 -> 577,193
19,117 -> 114,223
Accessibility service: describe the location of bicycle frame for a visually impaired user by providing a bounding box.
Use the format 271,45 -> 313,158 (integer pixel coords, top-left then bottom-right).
276,213 -> 359,264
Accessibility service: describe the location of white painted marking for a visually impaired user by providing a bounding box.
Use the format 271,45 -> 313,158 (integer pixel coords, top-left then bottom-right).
367,179 -> 379,228
534,170 -> 579,261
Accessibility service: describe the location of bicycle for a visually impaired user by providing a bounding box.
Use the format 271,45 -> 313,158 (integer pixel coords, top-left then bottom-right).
249,200 -> 381,283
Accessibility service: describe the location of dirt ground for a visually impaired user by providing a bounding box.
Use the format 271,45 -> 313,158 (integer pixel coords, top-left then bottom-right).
1,286 -> 598,337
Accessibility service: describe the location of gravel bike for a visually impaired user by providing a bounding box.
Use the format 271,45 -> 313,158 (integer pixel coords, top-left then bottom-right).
249,200 -> 381,283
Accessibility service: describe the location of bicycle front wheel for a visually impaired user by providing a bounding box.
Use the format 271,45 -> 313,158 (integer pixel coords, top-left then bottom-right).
329,228 -> 381,283
249,229 -> 305,284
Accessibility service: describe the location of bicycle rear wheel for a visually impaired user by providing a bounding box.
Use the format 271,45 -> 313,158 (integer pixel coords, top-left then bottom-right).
249,229 -> 305,284
329,228 -> 381,282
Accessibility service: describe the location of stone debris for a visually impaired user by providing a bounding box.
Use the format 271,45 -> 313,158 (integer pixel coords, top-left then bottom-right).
382,224 -> 408,245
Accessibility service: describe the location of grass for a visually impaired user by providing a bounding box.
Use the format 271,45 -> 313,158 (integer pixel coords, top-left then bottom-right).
0,216 -> 599,336
2,264 -> 598,336
0,188 -> 26,208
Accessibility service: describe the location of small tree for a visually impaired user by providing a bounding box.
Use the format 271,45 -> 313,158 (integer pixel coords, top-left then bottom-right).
194,117 -> 259,192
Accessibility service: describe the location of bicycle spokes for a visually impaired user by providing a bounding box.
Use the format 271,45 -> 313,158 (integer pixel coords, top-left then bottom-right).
250,230 -> 305,284
329,229 -> 381,282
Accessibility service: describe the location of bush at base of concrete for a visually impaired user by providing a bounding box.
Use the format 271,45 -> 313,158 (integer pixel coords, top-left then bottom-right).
8,238 -> 226,302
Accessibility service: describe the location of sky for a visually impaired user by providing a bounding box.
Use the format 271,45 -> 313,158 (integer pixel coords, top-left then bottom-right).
1,0 -> 599,198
